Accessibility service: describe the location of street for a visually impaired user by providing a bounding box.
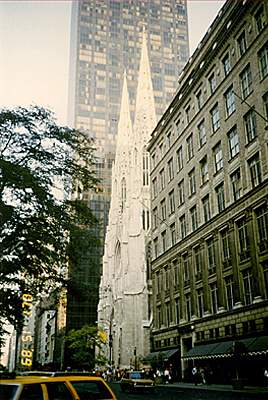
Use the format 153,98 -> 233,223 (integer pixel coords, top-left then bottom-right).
109,383 -> 268,400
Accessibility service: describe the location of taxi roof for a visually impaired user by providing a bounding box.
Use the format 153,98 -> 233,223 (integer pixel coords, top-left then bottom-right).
0,374 -> 105,384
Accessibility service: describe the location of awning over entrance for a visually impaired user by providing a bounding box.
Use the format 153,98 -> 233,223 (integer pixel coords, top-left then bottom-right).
247,335 -> 268,355
182,336 -> 268,360
145,348 -> 180,361
182,343 -> 219,360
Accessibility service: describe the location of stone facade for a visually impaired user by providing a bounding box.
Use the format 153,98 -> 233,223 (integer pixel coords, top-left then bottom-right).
147,1 -> 268,384
97,30 -> 156,369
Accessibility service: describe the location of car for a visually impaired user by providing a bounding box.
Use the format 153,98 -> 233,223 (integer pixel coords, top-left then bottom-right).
0,372 -> 117,400
120,371 -> 155,394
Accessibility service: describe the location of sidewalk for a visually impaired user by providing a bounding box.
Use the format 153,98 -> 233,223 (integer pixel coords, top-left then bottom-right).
156,381 -> 268,395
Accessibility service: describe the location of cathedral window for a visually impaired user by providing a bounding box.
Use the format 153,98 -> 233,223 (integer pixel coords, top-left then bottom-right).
143,150 -> 149,185
121,178 -> 126,209
142,210 -> 146,230
142,209 -> 150,230
115,242 -> 121,274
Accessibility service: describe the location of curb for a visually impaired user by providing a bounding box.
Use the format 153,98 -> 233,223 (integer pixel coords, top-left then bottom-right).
155,382 -> 268,395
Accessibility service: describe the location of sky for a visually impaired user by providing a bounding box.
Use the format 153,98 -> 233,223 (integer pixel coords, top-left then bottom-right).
0,1 -> 225,126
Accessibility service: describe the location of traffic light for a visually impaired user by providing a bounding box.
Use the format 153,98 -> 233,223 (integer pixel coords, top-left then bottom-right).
134,348 -> 136,356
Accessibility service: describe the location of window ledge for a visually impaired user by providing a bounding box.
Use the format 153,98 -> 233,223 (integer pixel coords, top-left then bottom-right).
200,180 -> 209,188
213,167 -> 223,177
225,109 -> 236,121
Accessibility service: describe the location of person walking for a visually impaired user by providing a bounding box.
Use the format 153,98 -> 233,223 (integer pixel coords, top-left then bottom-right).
264,368 -> 268,387
169,367 -> 173,384
164,368 -> 170,384
192,366 -> 198,386
204,365 -> 213,385
199,366 -> 206,385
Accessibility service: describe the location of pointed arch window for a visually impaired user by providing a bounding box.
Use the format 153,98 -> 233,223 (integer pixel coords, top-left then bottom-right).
143,149 -> 149,185
121,178 -> 126,209
134,148 -> 138,165
115,241 -> 122,288
142,209 -> 150,230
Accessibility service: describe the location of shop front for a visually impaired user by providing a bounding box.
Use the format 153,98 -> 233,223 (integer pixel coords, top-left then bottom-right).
182,335 -> 268,387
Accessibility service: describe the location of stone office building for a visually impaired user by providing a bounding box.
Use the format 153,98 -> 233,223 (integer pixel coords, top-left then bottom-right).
147,0 -> 268,385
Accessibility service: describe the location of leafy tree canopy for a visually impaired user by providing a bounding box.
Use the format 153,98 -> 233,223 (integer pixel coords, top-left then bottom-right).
65,324 -> 107,370
0,106 -> 101,343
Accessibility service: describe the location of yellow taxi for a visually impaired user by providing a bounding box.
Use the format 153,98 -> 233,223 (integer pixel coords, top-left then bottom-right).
0,372 -> 117,400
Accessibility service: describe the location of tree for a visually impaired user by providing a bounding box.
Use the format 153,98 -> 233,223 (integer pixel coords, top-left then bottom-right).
0,106 -> 100,346
65,324 -> 107,370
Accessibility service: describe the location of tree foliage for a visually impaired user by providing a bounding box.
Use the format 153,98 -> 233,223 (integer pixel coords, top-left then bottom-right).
0,106 -> 100,343
65,324 -> 107,370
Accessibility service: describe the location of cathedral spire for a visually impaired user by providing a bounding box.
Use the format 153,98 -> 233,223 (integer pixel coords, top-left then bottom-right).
98,30 -> 155,371
134,28 -> 156,141
116,70 -> 132,156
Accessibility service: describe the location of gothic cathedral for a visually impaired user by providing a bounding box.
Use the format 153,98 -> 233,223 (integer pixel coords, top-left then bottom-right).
97,30 -> 156,368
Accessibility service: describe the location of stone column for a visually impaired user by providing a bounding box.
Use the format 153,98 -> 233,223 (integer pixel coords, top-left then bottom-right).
213,231 -> 225,312
200,239 -> 210,316
178,255 -> 185,322
188,249 -> 197,320
246,208 -> 262,301
228,220 -> 242,307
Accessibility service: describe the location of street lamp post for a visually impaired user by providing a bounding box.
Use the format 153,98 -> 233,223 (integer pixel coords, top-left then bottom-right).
109,332 -> 113,366
134,347 -> 137,370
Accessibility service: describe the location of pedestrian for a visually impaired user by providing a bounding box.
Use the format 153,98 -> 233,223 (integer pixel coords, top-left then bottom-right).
169,367 -> 173,384
264,368 -> 268,387
192,366 -> 198,385
103,370 -> 107,382
199,366 -> 206,385
184,367 -> 189,383
204,365 -> 213,385
164,368 -> 170,384
156,368 -> 161,377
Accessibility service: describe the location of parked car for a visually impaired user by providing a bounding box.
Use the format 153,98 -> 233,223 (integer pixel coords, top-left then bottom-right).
120,371 -> 155,394
0,372 -> 117,400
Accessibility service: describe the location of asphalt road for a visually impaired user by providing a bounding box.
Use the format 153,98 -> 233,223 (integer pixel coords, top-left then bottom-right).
109,382 -> 268,400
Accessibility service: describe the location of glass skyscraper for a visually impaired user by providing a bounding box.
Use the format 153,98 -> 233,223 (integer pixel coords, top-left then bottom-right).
67,0 -> 189,332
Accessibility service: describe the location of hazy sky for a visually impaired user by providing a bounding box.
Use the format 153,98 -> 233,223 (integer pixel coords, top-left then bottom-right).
0,1 -> 225,126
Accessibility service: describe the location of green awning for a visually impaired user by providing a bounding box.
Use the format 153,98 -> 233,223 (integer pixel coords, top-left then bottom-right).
247,336 -> 268,355
182,343 -> 219,360
209,340 -> 234,357
145,348 -> 180,361
182,336 -> 268,360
